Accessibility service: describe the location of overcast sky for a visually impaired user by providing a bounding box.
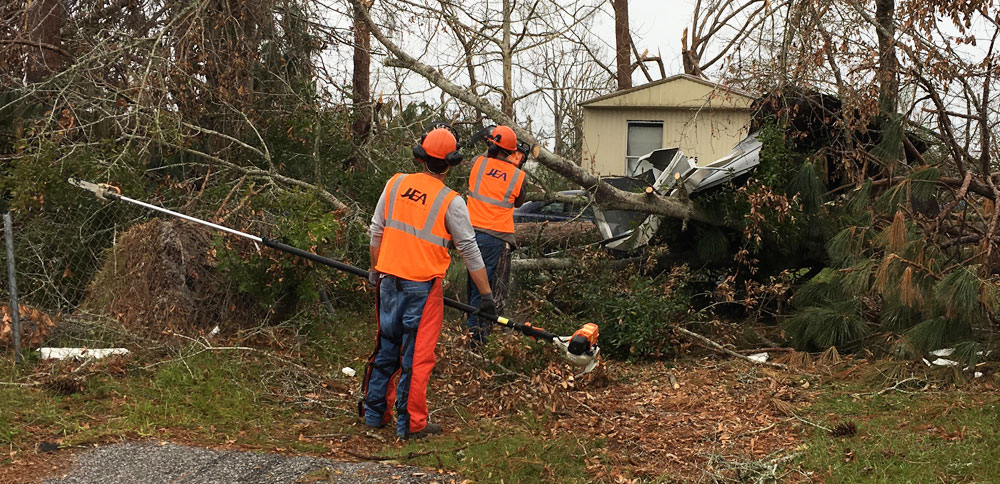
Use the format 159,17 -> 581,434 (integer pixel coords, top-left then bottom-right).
593,0 -> 693,81
340,0 -> 699,102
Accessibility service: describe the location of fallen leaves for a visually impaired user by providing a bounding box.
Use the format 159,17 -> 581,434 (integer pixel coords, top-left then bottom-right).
425,329 -> 816,482
0,304 -> 56,347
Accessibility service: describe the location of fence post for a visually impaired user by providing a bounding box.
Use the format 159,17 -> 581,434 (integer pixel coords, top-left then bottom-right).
3,211 -> 20,364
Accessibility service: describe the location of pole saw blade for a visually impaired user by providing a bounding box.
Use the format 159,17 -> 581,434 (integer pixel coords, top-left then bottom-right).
68,178 -> 121,201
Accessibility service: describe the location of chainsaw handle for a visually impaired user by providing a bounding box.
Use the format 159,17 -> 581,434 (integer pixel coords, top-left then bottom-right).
489,316 -> 557,341
507,320 -> 557,341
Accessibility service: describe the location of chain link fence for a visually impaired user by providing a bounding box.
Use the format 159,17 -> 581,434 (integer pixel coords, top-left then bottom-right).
1,193 -> 153,355
1,202 -> 139,314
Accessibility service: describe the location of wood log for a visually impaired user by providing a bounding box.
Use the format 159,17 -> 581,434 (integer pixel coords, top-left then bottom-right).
511,257 -> 637,271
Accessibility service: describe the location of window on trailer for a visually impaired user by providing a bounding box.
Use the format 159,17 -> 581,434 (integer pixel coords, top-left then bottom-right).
626,121 -> 663,175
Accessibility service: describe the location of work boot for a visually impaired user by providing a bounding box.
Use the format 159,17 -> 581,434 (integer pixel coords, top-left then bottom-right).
407,422 -> 443,440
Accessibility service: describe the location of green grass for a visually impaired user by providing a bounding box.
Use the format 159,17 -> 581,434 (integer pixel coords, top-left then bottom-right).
797,383 -> 1000,483
116,353 -> 283,440
0,313 -> 376,455
386,414 -> 602,484
0,352 -> 324,451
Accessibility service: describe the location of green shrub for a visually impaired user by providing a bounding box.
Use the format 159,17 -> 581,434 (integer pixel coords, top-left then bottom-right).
214,189 -> 369,313
516,257 -> 691,360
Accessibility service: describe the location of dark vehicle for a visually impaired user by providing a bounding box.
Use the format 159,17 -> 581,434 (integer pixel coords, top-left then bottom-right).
513,190 -> 594,223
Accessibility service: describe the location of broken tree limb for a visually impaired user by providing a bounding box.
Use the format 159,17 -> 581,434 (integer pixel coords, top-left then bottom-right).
736,347 -> 796,354
353,0 -> 721,226
674,323 -> 791,371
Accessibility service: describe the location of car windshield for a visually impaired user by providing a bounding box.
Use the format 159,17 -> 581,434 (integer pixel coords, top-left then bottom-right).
538,202 -> 567,215
538,201 -> 591,219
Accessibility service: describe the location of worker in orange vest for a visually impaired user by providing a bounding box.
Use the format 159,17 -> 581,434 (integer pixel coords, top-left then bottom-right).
465,125 -> 527,348
363,124 -> 495,440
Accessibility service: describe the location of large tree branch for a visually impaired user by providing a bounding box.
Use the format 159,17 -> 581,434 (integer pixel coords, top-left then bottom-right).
356,0 -> 718,225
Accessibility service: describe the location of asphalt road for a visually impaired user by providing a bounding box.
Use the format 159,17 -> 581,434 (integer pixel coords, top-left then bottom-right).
43,442 -> 460,484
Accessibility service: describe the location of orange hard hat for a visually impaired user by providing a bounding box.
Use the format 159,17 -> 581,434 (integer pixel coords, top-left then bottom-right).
420,127 -> 459,160
489,126 -> 517,152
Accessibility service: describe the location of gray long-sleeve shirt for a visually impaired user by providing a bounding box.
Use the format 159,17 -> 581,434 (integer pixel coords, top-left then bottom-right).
370,179 -> 485,272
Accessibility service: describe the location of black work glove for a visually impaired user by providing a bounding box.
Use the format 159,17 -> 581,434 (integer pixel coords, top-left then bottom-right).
368,270 -> 381,286
476,293 -> 497,319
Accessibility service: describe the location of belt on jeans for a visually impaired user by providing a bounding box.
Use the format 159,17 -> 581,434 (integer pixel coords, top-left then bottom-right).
383,274 -> 403,290
385,275 -> 440,290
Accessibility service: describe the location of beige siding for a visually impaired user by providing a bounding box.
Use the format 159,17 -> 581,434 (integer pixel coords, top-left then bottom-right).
582,107 -> 751,176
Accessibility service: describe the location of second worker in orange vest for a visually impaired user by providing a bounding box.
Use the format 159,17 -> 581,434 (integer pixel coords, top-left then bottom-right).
465,125 -> 527,347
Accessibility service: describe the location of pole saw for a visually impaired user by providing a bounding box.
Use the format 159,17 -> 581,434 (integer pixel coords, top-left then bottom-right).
68,179 -> 600,374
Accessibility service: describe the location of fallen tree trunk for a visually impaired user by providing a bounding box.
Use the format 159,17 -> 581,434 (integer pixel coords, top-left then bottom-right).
522,191 -> 591,203
511,257 -> 637,271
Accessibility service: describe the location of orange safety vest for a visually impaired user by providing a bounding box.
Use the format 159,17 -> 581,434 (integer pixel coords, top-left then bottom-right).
467,155 -> 525,234
375,173 -> 458,281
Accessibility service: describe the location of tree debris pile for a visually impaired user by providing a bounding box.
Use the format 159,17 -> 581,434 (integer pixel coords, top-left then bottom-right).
83,219 -> 262,333
0,304 -> 56,347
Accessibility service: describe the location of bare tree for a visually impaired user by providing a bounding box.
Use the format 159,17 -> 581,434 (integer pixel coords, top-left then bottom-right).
680,0 -> 772,78
612,0 -> 631,90
873,0 -> 903,166
375,0 -> 608,137
534,41 -> 613,160
23,0 -> 66,82
351,0 -> 374,147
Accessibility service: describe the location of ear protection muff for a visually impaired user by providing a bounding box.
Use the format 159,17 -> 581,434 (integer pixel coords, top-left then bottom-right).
412,122 -> 463,169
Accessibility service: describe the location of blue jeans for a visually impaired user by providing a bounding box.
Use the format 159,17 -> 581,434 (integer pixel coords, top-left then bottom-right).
363,275 -> 443,437
467,231 -> 506,346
